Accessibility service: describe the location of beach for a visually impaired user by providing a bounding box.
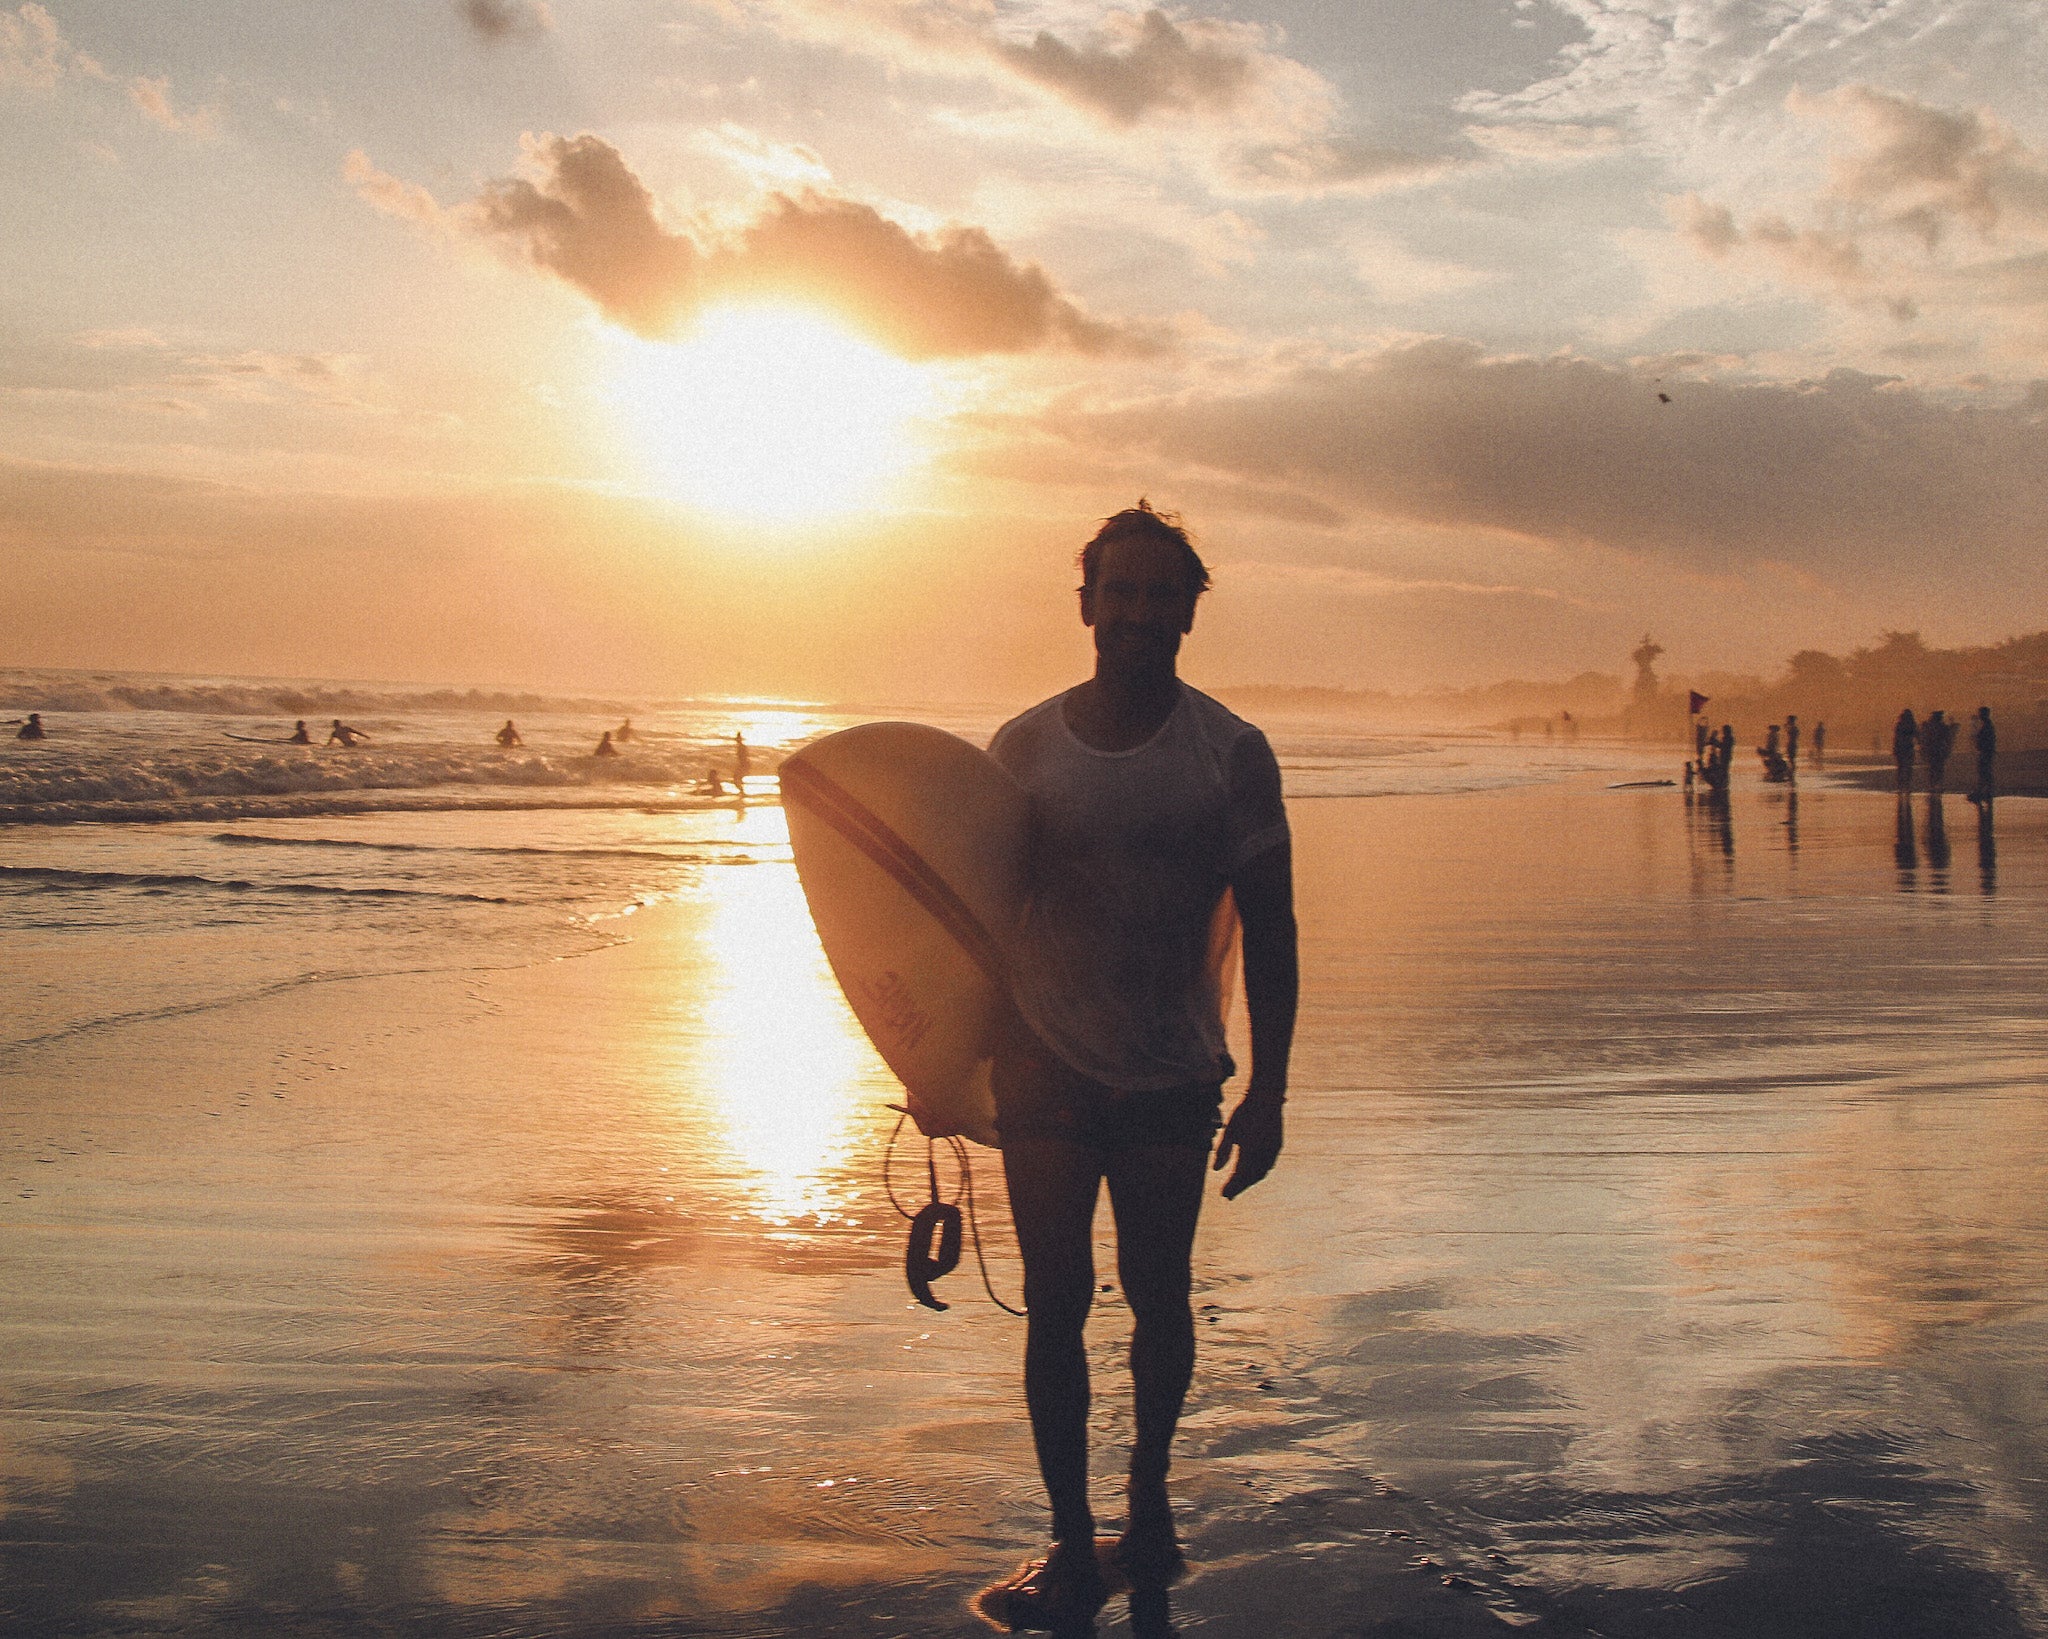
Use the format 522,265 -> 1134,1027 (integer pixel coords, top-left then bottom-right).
4,718 -> 2047,1637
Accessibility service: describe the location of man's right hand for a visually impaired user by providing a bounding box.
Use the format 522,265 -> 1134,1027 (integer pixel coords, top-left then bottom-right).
1214,1091 -> 1283,1198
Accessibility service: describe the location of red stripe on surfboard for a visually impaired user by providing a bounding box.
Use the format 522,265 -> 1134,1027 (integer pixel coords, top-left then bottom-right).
779,756 -> 1009,989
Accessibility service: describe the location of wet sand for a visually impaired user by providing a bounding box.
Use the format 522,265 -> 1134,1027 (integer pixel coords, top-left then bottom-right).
4,779 -> 2047,1636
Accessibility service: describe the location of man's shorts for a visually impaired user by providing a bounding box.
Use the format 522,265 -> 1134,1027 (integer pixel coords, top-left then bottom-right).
991,1008 -> 1223,1152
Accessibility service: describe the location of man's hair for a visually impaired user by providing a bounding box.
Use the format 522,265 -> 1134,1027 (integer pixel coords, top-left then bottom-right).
1078,499 -> 1211,600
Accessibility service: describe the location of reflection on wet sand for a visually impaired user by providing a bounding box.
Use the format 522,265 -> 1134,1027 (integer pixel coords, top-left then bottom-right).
681,851 -> 874,1224
7,782 -> 2048,1637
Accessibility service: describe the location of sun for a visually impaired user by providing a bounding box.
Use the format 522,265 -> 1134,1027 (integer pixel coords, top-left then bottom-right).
602,304 -> 939,525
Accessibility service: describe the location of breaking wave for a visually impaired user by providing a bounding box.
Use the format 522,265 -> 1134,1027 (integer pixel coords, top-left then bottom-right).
0,745 -> 775,824
0,864 -> 517,904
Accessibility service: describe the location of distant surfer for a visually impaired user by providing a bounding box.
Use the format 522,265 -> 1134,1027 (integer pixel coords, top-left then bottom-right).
615,718 -> 636,743
732,731 -> 750,793
700,763 -> 725,796
288,720 -> 311,745
968,501 -> 1296,1631
326,719 -> 368,748
593,730 -> 618,757
496,719 -> 523,748
15,712 -> 45,741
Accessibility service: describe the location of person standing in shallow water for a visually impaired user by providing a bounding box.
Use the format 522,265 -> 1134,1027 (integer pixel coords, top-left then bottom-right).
1893,709 -> 1919,792
964,502 -> 1297,1633
1923,710 -> 1957,794
1969,707 -> 1997,806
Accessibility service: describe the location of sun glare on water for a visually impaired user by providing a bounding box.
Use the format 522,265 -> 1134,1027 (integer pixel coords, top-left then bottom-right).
605,305 -> 938,525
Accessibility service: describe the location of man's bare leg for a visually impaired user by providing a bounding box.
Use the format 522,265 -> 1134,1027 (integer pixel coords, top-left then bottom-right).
1105,1140 -> 1208,1562
1002,1135 -> 1106,1549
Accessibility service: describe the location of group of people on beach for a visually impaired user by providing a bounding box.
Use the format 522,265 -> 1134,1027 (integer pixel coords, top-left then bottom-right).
1687,713 -> 1823,794
1892,707 -> 1996,801
1685,706 -> 1998,804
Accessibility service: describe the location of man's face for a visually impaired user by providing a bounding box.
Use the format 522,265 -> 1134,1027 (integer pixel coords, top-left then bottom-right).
1081,531 -> 1197,678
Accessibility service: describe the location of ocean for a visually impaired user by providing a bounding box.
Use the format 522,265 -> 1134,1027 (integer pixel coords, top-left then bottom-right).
3,669 -> 2044,1637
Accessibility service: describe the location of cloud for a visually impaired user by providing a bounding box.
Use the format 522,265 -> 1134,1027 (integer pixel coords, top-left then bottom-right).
356,132 -> 1159,358
1031,339 -> 2048,576
1813,85 -> 2048,248
700,1 -> 1445,196
3,6 -> 217,137
1676,88 -> 2048,336
1228,136 -> 1453,195
0,3 -> 101,90
344,148 -> 454,232
991,9 -> 1257,125
126,73 -> 218,137
458,0 -> 553,42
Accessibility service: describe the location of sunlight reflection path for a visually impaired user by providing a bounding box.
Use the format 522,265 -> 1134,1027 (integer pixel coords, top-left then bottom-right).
685,839 -> 883,1225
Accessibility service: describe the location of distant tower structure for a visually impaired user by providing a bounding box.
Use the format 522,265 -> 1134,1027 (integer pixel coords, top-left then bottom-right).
1631,634 -> 1665,704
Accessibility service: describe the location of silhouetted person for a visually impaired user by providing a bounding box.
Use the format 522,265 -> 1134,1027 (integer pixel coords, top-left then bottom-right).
700,764 -> 725,796
1785,714 -> 1799,773
593,730 -> 618,757
1892,709 -> 1918,791
15,712 -> 44,741
1812,721 -> 1826,767
1968,707 -> 1996,806
326,719 -> 368,747
732,731 -> 751,792
288,719 -> 311,744
1923,710 -> 1956,794
615,718 -> 635,742
1694,718 -> 1709,760
966,503 -> 1295,1633
1764,723 -> 1781,758
496,720 -> 523,748
1561,710 -> 1577,741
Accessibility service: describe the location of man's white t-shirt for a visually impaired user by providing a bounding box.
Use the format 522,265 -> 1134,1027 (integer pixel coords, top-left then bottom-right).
989,683 -> 1290,1093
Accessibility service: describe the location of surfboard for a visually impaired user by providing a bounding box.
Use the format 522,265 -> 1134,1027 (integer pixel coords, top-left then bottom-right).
780,723 -> 1026,1148
224,732 -> 304,744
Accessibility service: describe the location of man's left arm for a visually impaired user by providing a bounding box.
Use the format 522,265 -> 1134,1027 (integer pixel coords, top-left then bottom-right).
1214,836 -> 1297,1199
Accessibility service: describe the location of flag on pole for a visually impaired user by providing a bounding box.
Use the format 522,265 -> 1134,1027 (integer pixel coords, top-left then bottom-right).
1688,691 -> 1709,715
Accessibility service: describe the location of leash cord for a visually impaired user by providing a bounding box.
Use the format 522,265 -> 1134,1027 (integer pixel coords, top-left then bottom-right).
882,1111 -> 1026,1317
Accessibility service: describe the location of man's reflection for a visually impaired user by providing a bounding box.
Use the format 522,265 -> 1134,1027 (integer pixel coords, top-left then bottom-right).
1977,798 -> 1997,894
1894,794 -> 1917,883
1924,794 -> 1951,887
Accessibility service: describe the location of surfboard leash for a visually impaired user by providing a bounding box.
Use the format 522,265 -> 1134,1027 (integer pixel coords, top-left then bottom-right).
882,1111 -> 1026,1318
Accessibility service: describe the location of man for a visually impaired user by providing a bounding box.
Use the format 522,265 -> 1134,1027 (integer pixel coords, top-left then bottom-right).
977,502 -> 1297,1631
1923,709 -> 1956,794
1893,709 -> 1919,792
1968,707 -> 1996,806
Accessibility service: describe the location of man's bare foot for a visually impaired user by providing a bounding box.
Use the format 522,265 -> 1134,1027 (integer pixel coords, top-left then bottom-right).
974,1539 -> 1111,1633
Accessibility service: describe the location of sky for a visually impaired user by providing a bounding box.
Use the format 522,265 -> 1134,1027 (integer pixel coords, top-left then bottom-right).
3,0 -> 2047,702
